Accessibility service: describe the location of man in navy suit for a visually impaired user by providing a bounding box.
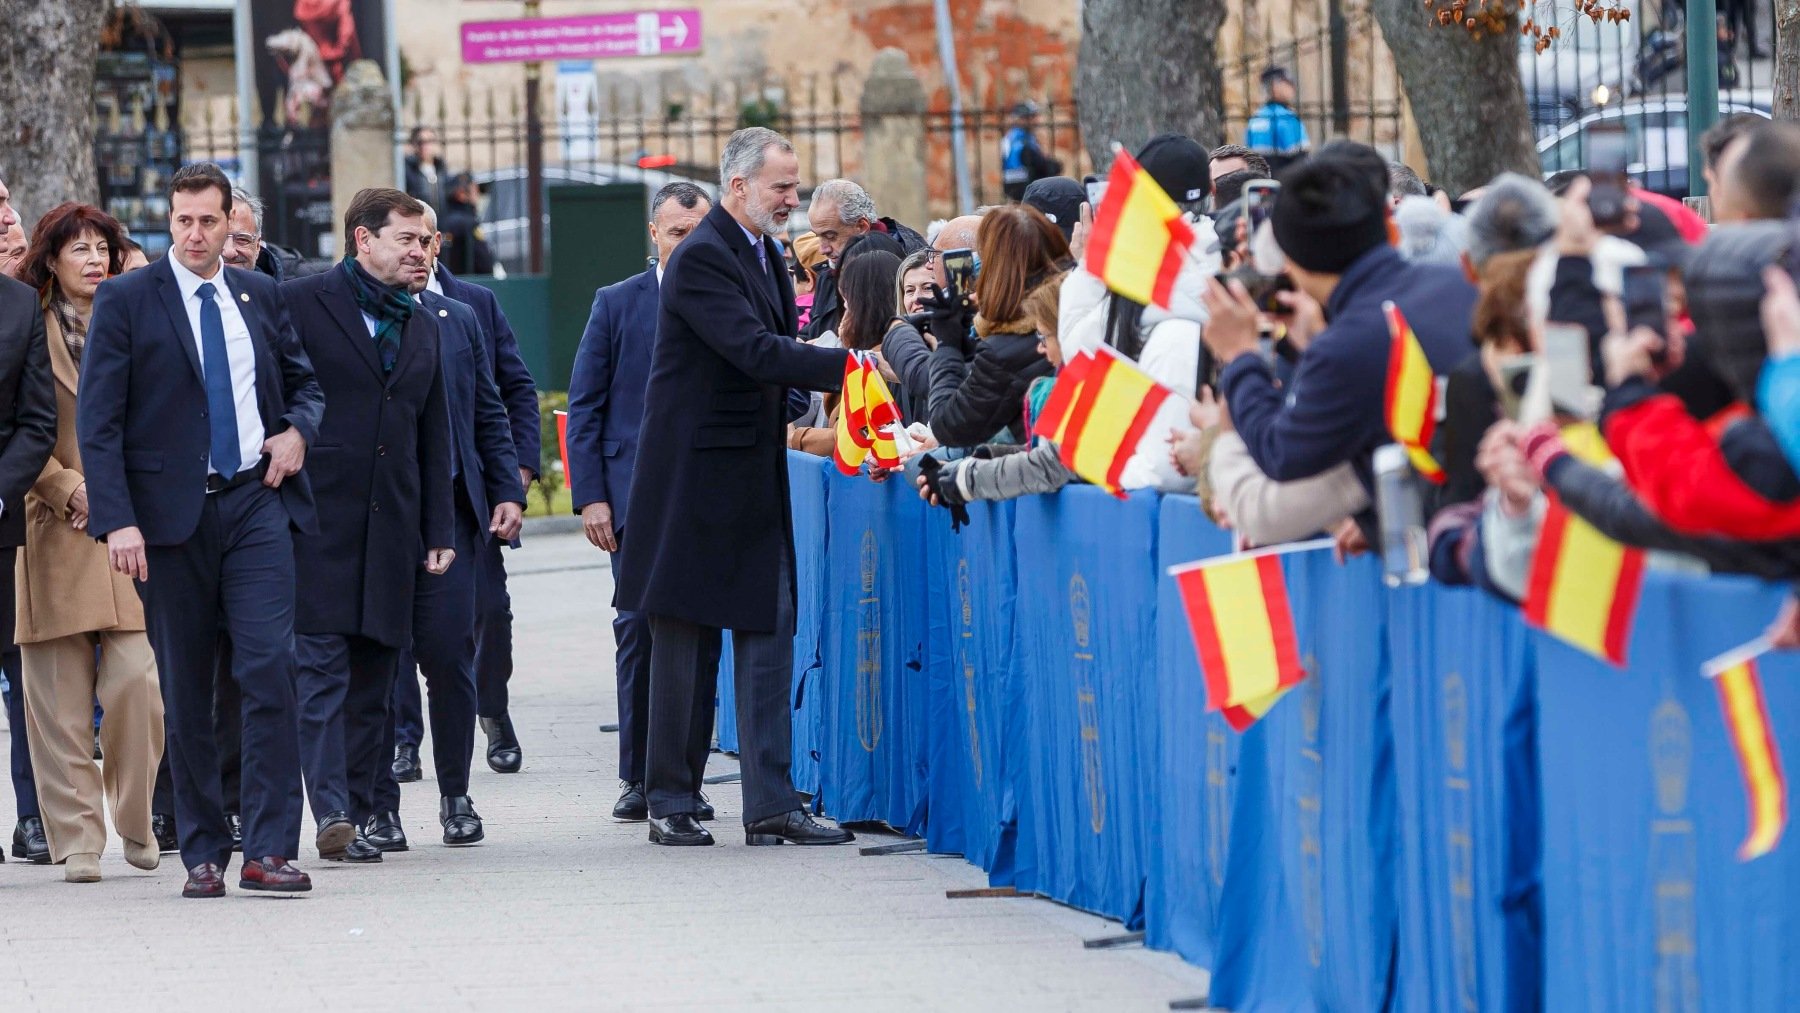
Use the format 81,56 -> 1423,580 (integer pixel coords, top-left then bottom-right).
280,189 -> 455,865
390,259 -> 538,778
79,162 -> 324,897
567,180 -> 711,822
617,128 -> 859,848
365,203 -> 524,853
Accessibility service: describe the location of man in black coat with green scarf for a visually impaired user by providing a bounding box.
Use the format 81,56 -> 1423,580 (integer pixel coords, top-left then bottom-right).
280,189 -> 455,863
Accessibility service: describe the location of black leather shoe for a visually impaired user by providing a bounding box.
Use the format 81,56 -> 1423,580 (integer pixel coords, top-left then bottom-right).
225,812 -> 243,853
322,833 -> 383,863
745,810 -> 855,846
392,743 -> 422,783
315,812 -> 356,858
11,817 -> 49,863
694,791 -> 716,822
481,714 -> 522,773
440,795 -> 485,846
152,813 -> 178,854
364,811 -> 409,852
648,814 -> 714,846
612,781 -> 647,821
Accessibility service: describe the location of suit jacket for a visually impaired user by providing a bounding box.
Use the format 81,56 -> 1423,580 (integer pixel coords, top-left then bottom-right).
419,289 -> 524,528
281,267 -> 453,648
435,264 -> 540,477
0,277 -> 55,549
18,310 -> 143,644
78,258 -> 321,546
566,265 -> 657,529
616,203 -> 847,632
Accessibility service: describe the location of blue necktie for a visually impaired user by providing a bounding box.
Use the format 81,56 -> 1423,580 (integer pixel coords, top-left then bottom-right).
196,283 -> 241,478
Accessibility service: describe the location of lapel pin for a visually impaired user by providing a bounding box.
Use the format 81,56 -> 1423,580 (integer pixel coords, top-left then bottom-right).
438,309 -> 448,317
240,292 -> 250,303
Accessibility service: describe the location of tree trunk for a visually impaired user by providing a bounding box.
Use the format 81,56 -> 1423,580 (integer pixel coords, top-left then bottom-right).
1370,0 -> 1538,193
0,0 -> 108,227
1778,0 -> 1800,120
1076,0 -> 1227,170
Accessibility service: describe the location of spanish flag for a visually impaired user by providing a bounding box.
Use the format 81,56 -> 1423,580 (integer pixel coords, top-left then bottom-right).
1170,547 -> 1311,728
833,356 -> 902,475
1522,495 -> 1646,666
1031,346 -> 1174,497
1085,148 -> 1197,310
1382,302 -> 1445,484
1705,643 -> 1786,861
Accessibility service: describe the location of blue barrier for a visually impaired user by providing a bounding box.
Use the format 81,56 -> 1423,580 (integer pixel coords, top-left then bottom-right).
712,455 -> 1800,1010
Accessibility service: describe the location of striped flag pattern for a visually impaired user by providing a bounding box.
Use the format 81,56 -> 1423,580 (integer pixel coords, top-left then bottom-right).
1382,301 -> 1445,484
1523,496 -> 1646,666
1705,646 -> 1787,861
1170,550 -> 1308,729
1084,148 -> 1198,310
1031,346 -> 1175,498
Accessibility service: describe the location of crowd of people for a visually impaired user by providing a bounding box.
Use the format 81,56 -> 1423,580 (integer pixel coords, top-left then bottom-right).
5,103 -> 1799,893
0,164 -> 538,894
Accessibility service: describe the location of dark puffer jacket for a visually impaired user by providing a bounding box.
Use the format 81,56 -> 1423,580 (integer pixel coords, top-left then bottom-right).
927,319 -> 1053,448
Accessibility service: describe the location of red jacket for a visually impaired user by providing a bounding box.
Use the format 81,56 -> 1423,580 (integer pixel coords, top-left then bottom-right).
1605,379 -> 1800,539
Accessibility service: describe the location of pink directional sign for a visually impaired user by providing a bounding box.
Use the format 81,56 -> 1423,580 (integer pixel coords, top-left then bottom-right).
461,9 -> 702,64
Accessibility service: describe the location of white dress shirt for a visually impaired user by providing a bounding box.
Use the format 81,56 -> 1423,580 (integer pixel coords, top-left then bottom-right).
425,269 -> 445,296
167,256 -> 264,475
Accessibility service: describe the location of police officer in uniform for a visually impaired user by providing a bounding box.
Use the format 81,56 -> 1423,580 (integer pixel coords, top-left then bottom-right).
439,174 -> 496,278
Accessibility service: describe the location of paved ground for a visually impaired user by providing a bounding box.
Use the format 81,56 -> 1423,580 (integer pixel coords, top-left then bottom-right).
0,528 -> 1210,1011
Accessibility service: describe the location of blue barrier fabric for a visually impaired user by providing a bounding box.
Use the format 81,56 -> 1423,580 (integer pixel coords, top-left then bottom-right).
1148,496 -> 1239,966
1011,487 -> 1160,927
922,498 -> 1020,865
788,453 -> 831,796
1538,572 -> 1800,1012
1388,584 -> 1541,1013
816,471 -> 932,830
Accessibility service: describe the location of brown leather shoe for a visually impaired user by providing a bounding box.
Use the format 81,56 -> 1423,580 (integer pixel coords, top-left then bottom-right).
182,862 -> 227,899
239,856 -> 312,893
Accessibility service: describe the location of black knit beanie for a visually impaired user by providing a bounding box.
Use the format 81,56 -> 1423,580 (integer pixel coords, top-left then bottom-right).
1271,155 -> 1389,274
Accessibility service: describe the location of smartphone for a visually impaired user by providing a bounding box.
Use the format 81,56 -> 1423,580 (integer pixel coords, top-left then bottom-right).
1622,264 -> 1670,362
941,248 -> 977,304
1085,179 -> 1107,209
1495,352 -> 1539,421
1542,322 -> 1598,420
1216,267 -> 1295,314
1244,180 -> 1280,235
1586,124 -> 1631,228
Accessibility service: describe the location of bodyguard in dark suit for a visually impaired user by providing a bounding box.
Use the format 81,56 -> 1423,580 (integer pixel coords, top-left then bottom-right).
419,260 -> 538,777
79,163 -> 323,897
281,189 -> 455,864
0,256 -> 59,864
618,128 -> 856,848
568,181 -> 712,822
367,217 -> 524,852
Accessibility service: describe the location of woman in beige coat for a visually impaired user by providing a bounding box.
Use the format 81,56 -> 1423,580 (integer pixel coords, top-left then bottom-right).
14,203 -> 163,882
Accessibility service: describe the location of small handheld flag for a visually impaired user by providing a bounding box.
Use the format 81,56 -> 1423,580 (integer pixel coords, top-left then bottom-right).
1030,345 -> 1175,498
833,355 -> 903,476
1168,539 -> 1331,730
1703,638 -> 1787,861
1382,302 -> 1445,484
1523,494 -> 1646,666
1085,148 -> 1198,311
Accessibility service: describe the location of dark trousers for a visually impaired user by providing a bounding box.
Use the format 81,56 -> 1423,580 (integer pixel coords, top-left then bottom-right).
646,557 -> 792,825
296,634 -> 399,827
0,548 -> 36,822
610,546 -> 653,783
474,535 -> 514,718
138,483 -> 303,871
150,645 -> 242,820
1723,0 -> 1759,51
376,498 -> 482,812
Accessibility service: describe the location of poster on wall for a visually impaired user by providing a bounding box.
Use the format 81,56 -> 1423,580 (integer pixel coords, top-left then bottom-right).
249,0 -> 393,257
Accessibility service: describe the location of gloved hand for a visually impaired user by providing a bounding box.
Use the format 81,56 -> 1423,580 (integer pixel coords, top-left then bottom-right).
920,282 -> 975,352
918,455 -> 972,532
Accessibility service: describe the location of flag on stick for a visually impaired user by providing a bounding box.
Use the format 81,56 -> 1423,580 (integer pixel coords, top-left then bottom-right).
1704,638 -> 1787,861
833,356 -> 903,475
1085,148 -> 1198,311
1030,345 -> 1175,497
1522,495 -> 1646,666
1168,539 -> 1330,729
1382,301 -> 1445,484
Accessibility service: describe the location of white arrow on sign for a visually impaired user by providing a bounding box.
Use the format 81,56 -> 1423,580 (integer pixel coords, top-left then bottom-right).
661,15 -> 688,47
